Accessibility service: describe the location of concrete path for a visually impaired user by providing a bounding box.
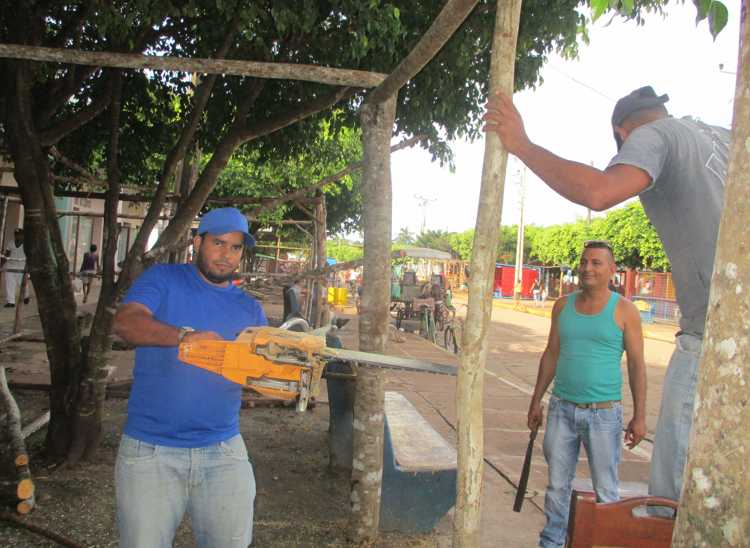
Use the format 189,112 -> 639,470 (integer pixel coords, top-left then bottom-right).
335,297 -> 675,546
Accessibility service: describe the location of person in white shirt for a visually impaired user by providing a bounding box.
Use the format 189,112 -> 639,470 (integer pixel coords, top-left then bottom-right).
2,228 -> 28,308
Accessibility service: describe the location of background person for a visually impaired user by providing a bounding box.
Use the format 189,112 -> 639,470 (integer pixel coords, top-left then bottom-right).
79,244 -> 100,303
2,228 -> 28,307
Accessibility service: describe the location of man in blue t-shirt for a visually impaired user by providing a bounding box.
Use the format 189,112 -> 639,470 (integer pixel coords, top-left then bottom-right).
485,86 -> 728,509
113,207 -> 267,548
528,241 -> 646,548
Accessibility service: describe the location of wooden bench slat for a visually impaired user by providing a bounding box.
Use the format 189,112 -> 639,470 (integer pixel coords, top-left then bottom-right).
384,391 -> 456,472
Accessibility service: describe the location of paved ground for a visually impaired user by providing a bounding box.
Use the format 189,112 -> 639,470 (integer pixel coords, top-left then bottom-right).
334,293 -> 677,546
2,282 -> 678,546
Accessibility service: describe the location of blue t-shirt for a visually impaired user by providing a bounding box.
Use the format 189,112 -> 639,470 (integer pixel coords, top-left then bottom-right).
122,264 -> 267,447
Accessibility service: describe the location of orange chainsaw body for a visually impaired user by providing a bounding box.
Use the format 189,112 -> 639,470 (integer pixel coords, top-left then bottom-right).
178,326 -> 327,407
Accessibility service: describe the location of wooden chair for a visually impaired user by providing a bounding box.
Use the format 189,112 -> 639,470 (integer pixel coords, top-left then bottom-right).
566,490 -> 678,547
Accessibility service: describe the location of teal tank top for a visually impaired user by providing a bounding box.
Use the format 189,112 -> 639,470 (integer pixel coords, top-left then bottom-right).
553,291 -> 624,403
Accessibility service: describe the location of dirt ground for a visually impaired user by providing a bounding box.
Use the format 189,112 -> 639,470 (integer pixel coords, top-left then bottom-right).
0,286 -> 442,548
1,377 -> 440,548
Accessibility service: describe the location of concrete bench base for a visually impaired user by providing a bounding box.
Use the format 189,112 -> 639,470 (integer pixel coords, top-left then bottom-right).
379,391 -> 457,533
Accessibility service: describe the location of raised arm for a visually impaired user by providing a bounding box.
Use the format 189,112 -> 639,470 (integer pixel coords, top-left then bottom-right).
620,299 -> 647,449
528,297 -> 565,431
113,302 -> 221,347
483,92 -> 651,211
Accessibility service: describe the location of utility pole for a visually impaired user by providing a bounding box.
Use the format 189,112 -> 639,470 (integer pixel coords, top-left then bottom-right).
414,194 -> 436,234
513,167 -> 526,299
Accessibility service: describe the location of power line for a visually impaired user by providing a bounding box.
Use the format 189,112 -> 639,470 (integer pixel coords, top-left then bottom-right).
547,64 -> 616,102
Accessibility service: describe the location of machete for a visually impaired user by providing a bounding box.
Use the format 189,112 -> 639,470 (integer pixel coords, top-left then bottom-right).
513,428 -> 538,512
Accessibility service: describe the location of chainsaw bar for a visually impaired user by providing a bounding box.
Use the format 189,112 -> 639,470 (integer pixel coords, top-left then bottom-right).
321,347 -> 457,377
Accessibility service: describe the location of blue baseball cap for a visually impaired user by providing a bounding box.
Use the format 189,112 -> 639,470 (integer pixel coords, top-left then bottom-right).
197,208 -> 255,247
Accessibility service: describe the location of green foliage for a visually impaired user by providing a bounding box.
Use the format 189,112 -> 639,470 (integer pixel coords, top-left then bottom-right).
599,202 -> 669,270
694,0 -> 729,39
446,229 -> 475,261
528,219 -> 601,266
526,202 -> 668,270
211,118 -> 363,235
3,0 -> 680,239
394,227 -> 415,245
327,239 -> 363,262
414,229 -> 453,253
591,0 -> 728,39
402,204 -> 669,270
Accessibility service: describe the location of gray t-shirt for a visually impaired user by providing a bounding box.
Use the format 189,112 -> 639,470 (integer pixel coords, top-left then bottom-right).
608,117 -> 729,336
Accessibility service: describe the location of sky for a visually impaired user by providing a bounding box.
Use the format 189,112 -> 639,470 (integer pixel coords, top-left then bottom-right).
387,1 -> 740,239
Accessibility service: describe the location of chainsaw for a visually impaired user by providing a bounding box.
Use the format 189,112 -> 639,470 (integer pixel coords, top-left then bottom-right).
178,326 -> 457,412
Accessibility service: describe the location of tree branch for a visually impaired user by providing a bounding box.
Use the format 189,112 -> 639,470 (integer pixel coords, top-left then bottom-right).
49,147 -> 104,186
48,1 -> 96,49
156,12 -> 244,209
144,86 -> 351,263
237,87 -> 353,144
367,0 -> 479,104
39,26 -> 157,127
253,134 -> 425,214
38,79 -> 114,146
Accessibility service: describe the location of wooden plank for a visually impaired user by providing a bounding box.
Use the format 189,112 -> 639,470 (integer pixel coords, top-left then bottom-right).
0,44 -> 387,88
385,391 -> 456,472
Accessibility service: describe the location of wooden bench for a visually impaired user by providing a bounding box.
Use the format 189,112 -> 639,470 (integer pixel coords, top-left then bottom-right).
379,391 -> 457,533
567,489 -> 677,547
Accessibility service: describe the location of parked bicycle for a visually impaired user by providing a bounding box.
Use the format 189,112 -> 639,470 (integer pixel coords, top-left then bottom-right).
418,303 -> 437,344
441,304 -> 465,354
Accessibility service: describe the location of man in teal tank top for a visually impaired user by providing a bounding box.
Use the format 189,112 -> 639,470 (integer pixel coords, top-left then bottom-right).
527,241 -> 647,548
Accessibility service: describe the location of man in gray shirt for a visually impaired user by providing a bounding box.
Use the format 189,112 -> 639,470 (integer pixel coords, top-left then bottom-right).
484,86 -> 728,508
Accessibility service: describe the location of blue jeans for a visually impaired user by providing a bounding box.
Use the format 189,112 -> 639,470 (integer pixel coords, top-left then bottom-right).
539,396 -> 623,548
649,333 -> 701,505
115,434 -> 255,548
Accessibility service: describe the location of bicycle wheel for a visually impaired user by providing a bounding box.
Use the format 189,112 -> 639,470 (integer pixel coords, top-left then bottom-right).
434,304 -> 445,332
444,325 -> 460,354
419,308 -> 429,339
427,311 -> 437,344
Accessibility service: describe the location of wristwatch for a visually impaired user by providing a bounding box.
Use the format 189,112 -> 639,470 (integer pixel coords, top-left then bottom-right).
177,326 -> 194,344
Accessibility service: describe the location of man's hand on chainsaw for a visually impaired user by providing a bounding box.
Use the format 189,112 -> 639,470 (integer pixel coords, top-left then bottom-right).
182,330 -> 223,343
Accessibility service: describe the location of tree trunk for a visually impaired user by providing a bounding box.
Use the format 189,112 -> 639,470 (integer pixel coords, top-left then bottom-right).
66,71 -> 125,465
312,193 -> 328,328
4,64 -> 83,460
349,96 -> 396,543
453,0 -> 522,546
672,4 -> 750,545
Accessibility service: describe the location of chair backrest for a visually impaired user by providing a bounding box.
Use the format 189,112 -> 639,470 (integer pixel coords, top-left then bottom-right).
282,286 -> 300,321
566,491 -> 677,548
